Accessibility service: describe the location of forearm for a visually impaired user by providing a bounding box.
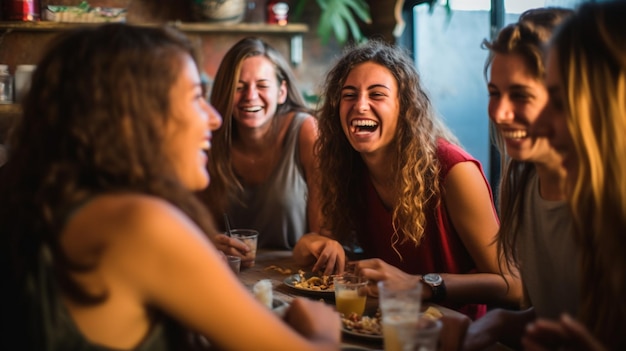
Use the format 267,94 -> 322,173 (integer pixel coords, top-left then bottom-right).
439,272 -> 522,307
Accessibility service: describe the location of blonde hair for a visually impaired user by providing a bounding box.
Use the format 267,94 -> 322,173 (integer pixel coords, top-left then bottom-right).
552,2 -> 626,347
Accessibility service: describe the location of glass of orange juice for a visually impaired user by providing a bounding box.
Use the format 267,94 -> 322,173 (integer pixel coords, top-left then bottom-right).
333,274 -> 368,317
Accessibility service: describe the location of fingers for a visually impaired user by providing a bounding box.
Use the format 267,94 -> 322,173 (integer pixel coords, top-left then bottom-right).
311,241 -> 346,274
212,234 -> 250,256
439,314 -> 471,351
522,318 -> 570,351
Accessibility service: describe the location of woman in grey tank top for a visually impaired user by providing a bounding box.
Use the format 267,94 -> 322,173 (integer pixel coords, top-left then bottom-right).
200,37 -> 323,252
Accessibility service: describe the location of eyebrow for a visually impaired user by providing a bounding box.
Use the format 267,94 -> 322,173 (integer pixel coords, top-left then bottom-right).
341,84 -> 392,91
238,78 -> 271,84
487,82 -> 535,91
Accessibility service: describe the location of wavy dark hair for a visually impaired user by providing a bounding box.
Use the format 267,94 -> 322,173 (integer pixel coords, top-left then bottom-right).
316,39 -> 458,250
0,23 -> 216,350
200,37 -> 311,228
481,7 -> 573,277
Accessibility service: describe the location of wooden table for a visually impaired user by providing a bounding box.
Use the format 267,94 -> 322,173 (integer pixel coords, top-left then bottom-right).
237,249 -> 476,350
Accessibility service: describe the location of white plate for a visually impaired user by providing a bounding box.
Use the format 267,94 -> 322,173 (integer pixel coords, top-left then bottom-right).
342,326 -> 383,341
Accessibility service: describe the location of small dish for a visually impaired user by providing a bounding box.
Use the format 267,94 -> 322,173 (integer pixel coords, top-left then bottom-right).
341,313 -> 383,342
283,272 -> 335,296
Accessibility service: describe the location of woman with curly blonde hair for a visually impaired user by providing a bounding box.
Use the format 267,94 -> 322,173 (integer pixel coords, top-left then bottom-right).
293,40 -> 521,320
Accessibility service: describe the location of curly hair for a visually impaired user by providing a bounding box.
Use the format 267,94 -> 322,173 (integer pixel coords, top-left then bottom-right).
481,7 -> 573,276
0,23 -> 217,349
201,37 -> 311,227
551,2 -> 626,347
316,39 -> 459,251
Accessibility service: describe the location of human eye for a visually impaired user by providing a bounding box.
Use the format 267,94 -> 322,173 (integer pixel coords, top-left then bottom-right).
487,89 -> 500,98
511,92 -> 532,101
341,90 -> 357,100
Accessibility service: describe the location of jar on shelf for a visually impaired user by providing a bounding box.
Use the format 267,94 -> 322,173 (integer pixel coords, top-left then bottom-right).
15,64 -> 36,103
2,0 -> 41,21
0,64 -> 14,104
267,1 -> 288,26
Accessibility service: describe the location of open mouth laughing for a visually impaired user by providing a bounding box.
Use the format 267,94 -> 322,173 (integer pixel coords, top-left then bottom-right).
501,129 -> 527,140
350,119 -> 379,134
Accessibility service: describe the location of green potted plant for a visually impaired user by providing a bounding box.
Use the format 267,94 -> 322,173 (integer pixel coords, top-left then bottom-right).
292,0 -> 451,45
292,0 -> 372,44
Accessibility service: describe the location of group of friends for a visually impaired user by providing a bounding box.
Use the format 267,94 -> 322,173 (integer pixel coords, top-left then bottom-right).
0,1 -> 624,350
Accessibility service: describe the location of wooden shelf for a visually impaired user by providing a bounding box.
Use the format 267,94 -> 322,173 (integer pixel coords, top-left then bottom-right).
0,21 -> 308,34
0,21 -> 308,65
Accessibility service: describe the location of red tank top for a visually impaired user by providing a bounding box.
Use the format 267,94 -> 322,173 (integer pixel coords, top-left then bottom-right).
357,139 -> 494,320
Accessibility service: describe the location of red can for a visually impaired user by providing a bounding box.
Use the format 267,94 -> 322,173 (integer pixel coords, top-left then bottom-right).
3,0 -> 41,21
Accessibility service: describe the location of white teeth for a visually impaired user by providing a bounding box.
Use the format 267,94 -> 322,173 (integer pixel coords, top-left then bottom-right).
502,130 -> 527,139
351,120 -> 378,127
243,106 -> 262,112
200,140 -> 210,150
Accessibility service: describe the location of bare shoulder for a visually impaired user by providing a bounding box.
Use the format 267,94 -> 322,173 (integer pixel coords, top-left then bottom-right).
298,113 -> 319,140
445,161 -> 486,188
62,194 -> 200,253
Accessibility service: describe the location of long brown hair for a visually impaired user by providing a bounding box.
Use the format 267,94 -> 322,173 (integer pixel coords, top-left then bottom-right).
316,39 -> 459,248
0,23 -> 217,350
201,37 -> 310,228
482,7 -> 573,277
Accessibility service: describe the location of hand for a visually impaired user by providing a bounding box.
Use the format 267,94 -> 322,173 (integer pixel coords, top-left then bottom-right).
462,308 -> 530,351
284,298 -> 341,344
522,314 -> 607,351
439,314 -> 471,351
211,233 -> 250,258
294,233 -> 346,275
351,258 -> 420,297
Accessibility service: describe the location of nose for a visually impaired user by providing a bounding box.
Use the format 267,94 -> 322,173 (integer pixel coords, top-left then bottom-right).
243,85 -> 258,100
354,94 -> 369,113
489,97 -> 514,124
206,102 -> 223,131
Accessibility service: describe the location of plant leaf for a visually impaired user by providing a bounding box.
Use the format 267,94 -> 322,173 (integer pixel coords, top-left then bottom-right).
338,6 -> 363,43
343,0 -> 371,23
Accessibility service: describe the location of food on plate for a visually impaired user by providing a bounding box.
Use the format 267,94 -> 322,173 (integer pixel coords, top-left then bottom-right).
423,306 -> 443,320
264,265 -> 293,275
341,311 -> 382,336
293,270 -> 334,291
341,306 -> 443,337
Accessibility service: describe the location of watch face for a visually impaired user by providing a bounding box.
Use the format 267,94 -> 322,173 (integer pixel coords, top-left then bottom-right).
423,274 -> 442,286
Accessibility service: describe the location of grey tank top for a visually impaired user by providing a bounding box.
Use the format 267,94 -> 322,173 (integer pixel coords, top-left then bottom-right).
228,112 -> 309,250
31,245 -> 180,351
518,172 -> 579,319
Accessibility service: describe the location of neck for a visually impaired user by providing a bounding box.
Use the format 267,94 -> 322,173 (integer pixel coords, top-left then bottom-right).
535,162 -> 567,201
362,150 -> 395,187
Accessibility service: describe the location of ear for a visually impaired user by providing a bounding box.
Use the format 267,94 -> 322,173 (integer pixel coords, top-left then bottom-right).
278,80 -> 288,104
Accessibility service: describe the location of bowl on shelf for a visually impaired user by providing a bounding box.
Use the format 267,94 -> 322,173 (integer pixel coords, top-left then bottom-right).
194,0 -> 246,24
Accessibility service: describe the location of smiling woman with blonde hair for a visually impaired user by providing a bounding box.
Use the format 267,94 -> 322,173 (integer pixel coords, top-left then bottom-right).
525,2 -> 626,350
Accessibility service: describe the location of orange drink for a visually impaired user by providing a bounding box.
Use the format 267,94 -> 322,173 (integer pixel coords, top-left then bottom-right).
334,274 -> 367,317
335,289 -> 367,316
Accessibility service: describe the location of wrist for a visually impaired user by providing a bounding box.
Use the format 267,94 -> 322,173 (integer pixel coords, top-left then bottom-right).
421,273 -> 447,302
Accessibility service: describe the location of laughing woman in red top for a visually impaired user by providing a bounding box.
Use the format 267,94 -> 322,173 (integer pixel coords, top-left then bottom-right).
293,40 -> 521,320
